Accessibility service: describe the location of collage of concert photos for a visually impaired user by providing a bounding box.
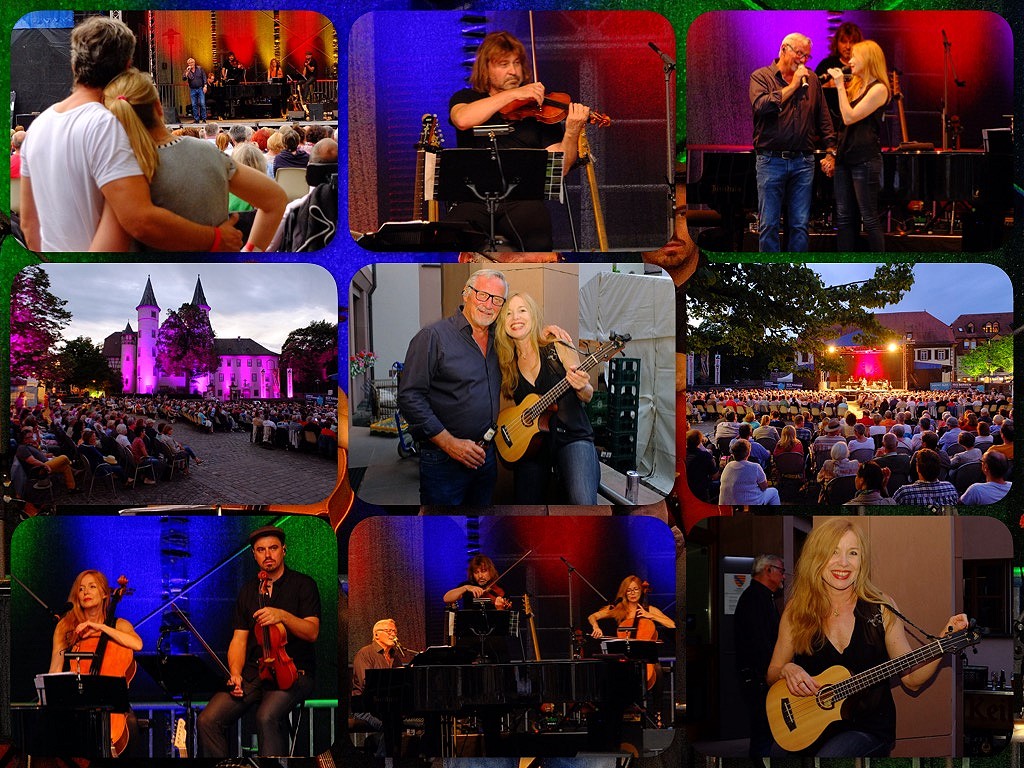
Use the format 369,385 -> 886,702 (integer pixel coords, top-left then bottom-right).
1,2 -> 1022,767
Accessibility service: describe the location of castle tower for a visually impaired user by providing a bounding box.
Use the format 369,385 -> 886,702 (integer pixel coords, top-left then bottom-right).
190,274 -> 211,315
135,276 -> 161,395
120,322 -> 137,394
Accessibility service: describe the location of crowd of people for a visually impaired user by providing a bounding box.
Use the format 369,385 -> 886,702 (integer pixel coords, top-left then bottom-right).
685,387 -> 1014,507
13,16 -> 337,254
8,393 -> 339,513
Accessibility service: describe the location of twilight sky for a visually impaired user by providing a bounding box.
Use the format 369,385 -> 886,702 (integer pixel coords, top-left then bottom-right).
810,262 -> 1011,326
36,263 -> 338,353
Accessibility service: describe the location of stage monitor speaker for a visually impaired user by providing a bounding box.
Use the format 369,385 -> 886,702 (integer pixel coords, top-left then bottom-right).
307,103 -> 324,121
163,105 -> 178,125
15,113 -> 39,130
287,110 -> 305,121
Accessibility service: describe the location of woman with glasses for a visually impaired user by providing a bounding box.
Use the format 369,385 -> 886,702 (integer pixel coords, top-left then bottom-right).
827,40 -> 891,252
494,291 -> 600,504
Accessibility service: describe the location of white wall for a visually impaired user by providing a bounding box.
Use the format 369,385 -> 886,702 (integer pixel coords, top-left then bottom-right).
369,264 -> 425,378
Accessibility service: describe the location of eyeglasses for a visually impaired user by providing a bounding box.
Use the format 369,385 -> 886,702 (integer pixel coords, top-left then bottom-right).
467,288 -> 506,307
376,627 -> 398,635
784,44 -> 812,61
625,587 -> 641,594
768,565 -> 787,575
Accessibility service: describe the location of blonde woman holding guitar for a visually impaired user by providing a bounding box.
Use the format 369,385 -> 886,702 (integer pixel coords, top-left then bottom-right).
495,292 -> 599,504
765,518 -> 970,756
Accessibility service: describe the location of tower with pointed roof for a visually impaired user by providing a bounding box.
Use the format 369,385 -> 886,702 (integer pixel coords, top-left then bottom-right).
119,322 -> 137,393
135,276 -> 161,394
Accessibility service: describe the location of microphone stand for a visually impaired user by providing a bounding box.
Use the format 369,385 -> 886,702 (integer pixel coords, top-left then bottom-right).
940,29 -> 966,150
559,557 -> 608,659
649,42 -> 677,244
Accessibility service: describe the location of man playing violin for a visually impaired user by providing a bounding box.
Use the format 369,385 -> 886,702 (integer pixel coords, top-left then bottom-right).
197,526 -> 321,758
445,30 -> 591,251
443,554 -> 513,610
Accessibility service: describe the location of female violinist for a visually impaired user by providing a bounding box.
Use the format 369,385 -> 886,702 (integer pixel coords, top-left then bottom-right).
49,570 -> 142,674
587,574 -> 675,640
442,554 -> 512,610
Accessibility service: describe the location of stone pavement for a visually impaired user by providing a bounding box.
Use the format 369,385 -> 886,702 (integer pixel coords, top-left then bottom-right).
56,427 -> 337,509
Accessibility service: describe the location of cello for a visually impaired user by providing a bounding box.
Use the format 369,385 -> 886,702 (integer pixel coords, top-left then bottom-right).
256,571 -> 299,690
616,580 -> 658,690
69,574 -> 136,757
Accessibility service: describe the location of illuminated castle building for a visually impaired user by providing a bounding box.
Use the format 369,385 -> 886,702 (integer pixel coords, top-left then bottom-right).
102,276 -> 281,401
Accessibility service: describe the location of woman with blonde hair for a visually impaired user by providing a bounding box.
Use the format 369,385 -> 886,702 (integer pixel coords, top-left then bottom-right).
495,292 -> 599,504
827,40 -> 890,252
50,570 -> 143,673
587,574 -> 675,639
766,518 -> 968,755
773,424 -> 804,456
96,68 -> 286,251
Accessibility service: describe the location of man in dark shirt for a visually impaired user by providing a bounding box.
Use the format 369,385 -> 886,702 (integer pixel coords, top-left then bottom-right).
444,31 -> 590,251
197,526 -> 321,758
351,618 -> 411,756
734,554 -> 785,759
182,57 -> 207,123
398,269 -> 508,505
749,33 -> 836,252
685,428 -> 718,502
299,51 -> 318,107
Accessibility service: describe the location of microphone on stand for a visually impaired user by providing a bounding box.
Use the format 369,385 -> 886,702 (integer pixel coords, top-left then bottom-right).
393,636 -> 406,659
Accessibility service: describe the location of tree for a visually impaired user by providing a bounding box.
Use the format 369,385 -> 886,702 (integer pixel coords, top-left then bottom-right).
686,263 -> 915,376
280,320 -> 338,392
958,336 -> 1014,378
10,265 -> 72,381
156,304 -> 220,388
59,336 -> 116,394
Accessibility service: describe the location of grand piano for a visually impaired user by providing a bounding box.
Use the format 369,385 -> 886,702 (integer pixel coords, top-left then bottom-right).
360,657 -> 648,757
686,144 -> 1013,252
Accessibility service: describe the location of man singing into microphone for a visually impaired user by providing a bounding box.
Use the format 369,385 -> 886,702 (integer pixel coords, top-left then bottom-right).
351,618 -> 409,756
196,526 -> 320,758
182,56 -> 207,123
749,32 -> 836,252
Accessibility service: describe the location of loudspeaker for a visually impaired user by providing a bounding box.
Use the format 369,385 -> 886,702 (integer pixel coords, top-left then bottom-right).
163,105 -> 178,125
307,103 -> 324,121
15,113 -> 38,130
286,110 -> 305,121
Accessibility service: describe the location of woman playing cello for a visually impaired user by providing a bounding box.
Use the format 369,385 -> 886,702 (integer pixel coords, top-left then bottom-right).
49,569 -> 143,757
49,570 -> 142,673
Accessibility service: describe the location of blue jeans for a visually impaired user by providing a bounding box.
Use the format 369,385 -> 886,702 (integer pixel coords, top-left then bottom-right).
755,153 -> 815,252
834,155 -> 884,251
514,440 -> 600,504
419,443 -> 496,505
189,87 -> 206,121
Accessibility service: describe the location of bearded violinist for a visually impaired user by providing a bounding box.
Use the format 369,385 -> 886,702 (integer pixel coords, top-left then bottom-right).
443,554 -> 515,665
196,526 -> 320,758
444,30 -> 591,251
49,569 -> 143,757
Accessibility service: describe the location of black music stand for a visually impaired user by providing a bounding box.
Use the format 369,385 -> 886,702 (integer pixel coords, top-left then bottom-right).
137,653 -> 223,758
454,608 -> 513,664
31,673 -> 130,757
437,147 -> 561,253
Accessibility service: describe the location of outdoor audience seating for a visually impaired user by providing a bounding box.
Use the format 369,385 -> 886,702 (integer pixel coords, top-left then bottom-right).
822,474 -> 858,505
950,461 -> 985,496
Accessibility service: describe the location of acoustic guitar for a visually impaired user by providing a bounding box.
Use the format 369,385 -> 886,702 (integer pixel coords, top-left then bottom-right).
766,624 -> 979,752
495,333 -> 630,463
414,114 -> 443,222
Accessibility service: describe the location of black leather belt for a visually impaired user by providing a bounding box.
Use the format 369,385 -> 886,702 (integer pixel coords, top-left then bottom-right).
757,150 -> 813,158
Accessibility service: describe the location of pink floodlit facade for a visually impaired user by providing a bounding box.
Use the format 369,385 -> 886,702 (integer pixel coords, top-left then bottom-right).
110,277 -> 281,402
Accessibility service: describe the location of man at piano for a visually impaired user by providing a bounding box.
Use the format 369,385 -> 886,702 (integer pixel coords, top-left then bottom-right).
196,526 -> 320,758
443,30 -> 590,251
351,619 -> 410,757
749,33 -> 837,252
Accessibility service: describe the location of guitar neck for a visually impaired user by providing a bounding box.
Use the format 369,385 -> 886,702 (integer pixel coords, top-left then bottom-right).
831,635 -> 955,702
524,342 -> 615,420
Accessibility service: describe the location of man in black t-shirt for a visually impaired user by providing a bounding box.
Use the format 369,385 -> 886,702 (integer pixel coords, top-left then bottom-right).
197,526 -> 321,758
444,31 -> 591,251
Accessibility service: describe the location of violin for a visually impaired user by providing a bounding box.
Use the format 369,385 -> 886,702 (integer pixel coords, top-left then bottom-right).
256,571 -> 299,690
499,91 -> 611,128
478,582 -> 513,610
70,574 -> 136,757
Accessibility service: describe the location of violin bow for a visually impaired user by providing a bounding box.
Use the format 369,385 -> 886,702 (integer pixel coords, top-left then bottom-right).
482,549 -> 534,593
529,11 -> 538,84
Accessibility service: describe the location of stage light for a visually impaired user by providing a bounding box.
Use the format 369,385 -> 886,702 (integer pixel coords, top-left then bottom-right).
827,345 -> 836,354
887,343 -> 899,353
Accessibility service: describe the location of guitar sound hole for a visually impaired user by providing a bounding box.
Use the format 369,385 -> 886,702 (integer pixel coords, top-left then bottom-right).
816,686 -> 836,710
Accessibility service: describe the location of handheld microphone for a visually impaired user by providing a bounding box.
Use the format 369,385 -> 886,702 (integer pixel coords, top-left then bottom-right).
800,75 -> 809,88
819,67 -> 851,83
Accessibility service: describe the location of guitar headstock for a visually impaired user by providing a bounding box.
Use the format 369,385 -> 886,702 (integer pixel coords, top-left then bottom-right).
173,717 -> 188,758
417,113 -> 444,151
523,593 -> 533,616
943,619 -> 982,654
